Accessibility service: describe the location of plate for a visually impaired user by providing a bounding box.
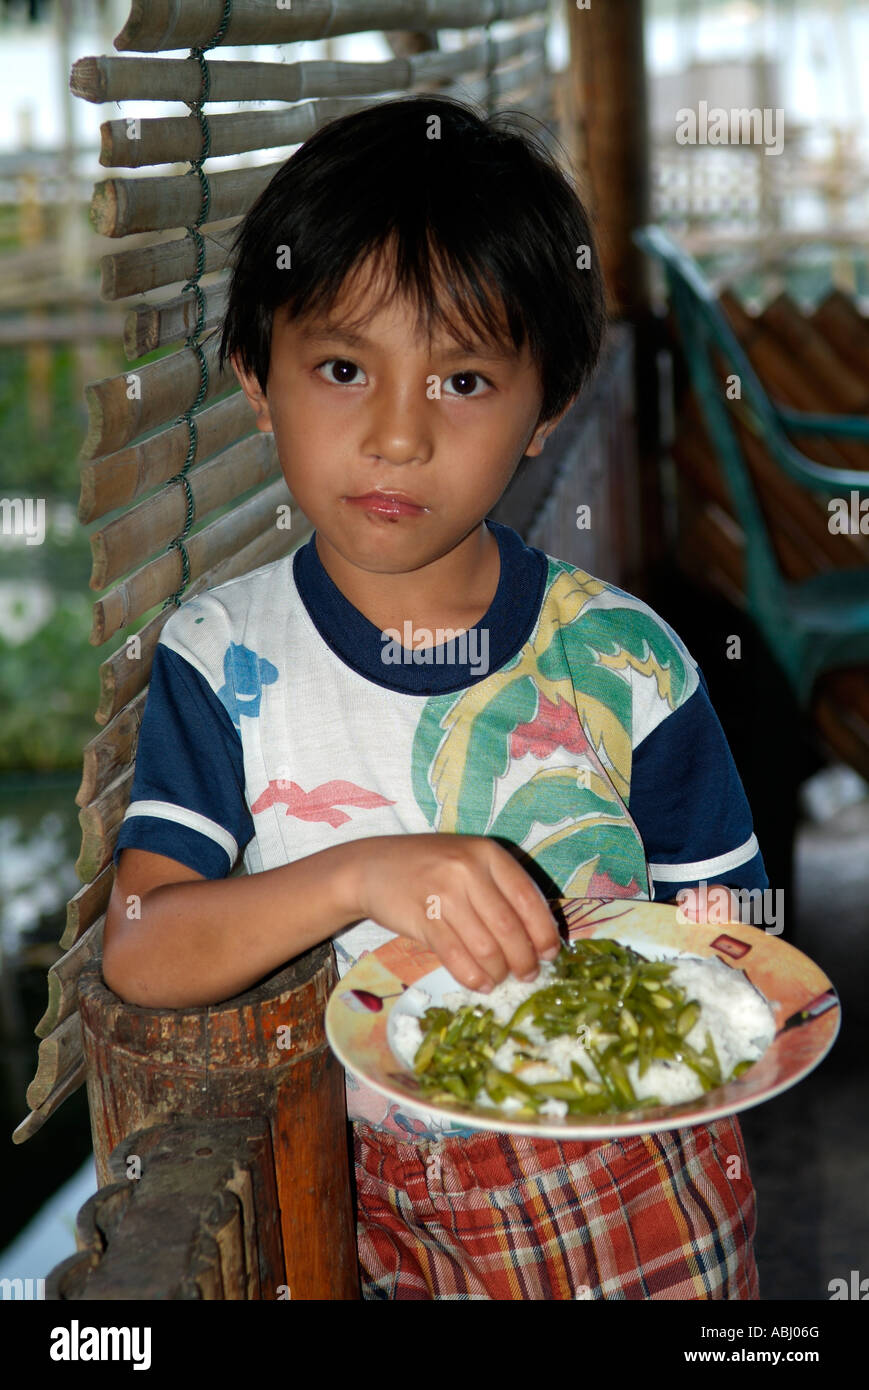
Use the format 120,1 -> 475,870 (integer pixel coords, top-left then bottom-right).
325,898 -> 840,1139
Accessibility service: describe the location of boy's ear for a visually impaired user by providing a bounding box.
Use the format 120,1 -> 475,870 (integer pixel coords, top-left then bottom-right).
230,351 -> 274,433
523,395 -> 578,458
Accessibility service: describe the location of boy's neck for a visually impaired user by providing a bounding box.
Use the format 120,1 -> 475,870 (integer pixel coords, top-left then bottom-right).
313,520 -> 501,639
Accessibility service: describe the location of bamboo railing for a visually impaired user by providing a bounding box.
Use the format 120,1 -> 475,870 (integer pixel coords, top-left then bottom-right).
13,0 -> 557,1196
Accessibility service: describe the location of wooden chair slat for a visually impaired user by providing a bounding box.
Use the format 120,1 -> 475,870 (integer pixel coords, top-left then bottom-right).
810,290 -> 869,380
77,693 -> 146,810
759,293 -> 869,415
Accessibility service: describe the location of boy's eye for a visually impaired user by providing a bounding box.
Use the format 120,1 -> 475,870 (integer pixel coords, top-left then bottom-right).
314,360 -> 492,397
316,358 -> 366,385
442,371 -> 491,398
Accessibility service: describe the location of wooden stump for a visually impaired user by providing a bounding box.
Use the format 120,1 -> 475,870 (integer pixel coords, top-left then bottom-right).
46,1118 -> 285,1300
77,943 -> 359,1300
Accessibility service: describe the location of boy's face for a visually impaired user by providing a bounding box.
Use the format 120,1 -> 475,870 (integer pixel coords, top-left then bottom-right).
231,254 -> 572,613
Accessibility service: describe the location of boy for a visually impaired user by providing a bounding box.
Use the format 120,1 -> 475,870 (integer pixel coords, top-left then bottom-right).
104,95 -> 769,1300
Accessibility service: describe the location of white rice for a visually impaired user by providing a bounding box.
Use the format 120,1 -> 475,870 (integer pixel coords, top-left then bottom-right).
391,951 -> 776,1117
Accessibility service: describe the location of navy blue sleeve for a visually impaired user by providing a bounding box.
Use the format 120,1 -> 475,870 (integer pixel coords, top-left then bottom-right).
629,668 -> 768,902
113,642 -> 254,878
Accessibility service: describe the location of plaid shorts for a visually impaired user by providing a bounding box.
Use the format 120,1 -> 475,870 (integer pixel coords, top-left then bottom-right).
353,1115 -> 759,1300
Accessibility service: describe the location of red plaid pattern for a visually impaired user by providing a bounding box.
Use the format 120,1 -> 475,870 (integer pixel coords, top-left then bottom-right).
353,1115 -> 759,1300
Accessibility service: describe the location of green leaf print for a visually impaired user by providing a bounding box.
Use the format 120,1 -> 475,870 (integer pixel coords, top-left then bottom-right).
531,820 -> 648,896
490,768 -> 617,844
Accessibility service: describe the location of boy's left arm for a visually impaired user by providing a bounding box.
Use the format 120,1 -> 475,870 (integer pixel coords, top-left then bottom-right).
628,666 -> 770,926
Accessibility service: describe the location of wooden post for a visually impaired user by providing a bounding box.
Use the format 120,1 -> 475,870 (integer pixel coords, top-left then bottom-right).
564,0 -> 661,590
565,0 -> 650,321
76,944 -> 359,1300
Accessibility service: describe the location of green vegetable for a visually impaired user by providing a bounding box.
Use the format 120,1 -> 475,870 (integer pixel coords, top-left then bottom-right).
410,939 -> 751,1115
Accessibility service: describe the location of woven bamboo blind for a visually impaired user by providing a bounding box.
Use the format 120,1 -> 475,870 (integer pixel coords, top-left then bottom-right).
14,0 -> 558,1142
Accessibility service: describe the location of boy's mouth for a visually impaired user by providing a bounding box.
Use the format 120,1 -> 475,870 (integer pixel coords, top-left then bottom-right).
344,491 -> 429,517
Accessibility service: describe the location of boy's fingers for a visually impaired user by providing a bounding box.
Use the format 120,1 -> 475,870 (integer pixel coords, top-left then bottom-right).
497,863 -> 562,960
424,917 -> 500,993
469,874 -> 555,980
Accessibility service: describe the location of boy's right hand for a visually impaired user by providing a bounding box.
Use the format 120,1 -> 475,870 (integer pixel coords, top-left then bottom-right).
352,834 -> 562,992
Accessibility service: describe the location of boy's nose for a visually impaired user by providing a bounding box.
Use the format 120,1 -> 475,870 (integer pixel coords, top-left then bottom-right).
361,384 -> 432,466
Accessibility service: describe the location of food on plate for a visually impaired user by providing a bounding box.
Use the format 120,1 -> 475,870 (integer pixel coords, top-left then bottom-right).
392,938 -> 776,1118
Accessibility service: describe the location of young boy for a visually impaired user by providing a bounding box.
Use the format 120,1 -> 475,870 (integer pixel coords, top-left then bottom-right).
104,95 -> 769,1300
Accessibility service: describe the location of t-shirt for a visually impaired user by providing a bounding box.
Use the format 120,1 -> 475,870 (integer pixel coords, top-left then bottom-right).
113,518 -> 767,1140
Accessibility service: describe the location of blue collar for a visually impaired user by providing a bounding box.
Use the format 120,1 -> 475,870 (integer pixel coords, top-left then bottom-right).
292,518 -> 548,694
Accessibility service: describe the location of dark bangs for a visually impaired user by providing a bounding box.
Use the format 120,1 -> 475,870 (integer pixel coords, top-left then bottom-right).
218,94 -> 606,424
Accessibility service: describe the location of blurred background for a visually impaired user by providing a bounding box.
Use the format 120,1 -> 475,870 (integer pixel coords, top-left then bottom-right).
0,0 -> 867,1298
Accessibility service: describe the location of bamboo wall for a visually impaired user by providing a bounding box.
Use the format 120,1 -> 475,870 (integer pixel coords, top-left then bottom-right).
14,0 -> 557,1143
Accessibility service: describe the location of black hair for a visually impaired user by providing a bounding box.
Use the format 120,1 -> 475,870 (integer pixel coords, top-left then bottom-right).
218,94 -> 606,426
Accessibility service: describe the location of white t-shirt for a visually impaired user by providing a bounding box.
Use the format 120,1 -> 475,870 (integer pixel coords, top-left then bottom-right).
114,519 -> 766,1139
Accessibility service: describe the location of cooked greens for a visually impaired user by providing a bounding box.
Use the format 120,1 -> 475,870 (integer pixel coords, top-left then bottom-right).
411,938 -> 755,1116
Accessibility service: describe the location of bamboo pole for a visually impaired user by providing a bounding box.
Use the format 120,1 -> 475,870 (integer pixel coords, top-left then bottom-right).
19,167 -> 54,436
123,275 -> 228,358
76,699 -> 147,825
79,390 -> 253,525
90,61 -> 541,233
114,0 -> 547,53
77,772 -> 133,883
26,1013 -> 83,1109
100,95 -> 373,170
91,159 -> 282,238
93,523 -> 307,727
12,1060 -> 87,1144
98,50 -> 546,168
72,28 -> 544,105
82,334 -> 233,460
36,920 -> 104,1039
90,476 -> 300,647
60,864 -> 115,947
90,432 -> 280,590
100,218 -> 240,301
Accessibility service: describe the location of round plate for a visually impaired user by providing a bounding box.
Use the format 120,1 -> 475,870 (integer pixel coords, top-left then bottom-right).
325,898 -> 841,1139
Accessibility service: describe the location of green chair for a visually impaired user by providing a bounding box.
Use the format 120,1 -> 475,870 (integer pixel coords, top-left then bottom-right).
634,224 -> 869,708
